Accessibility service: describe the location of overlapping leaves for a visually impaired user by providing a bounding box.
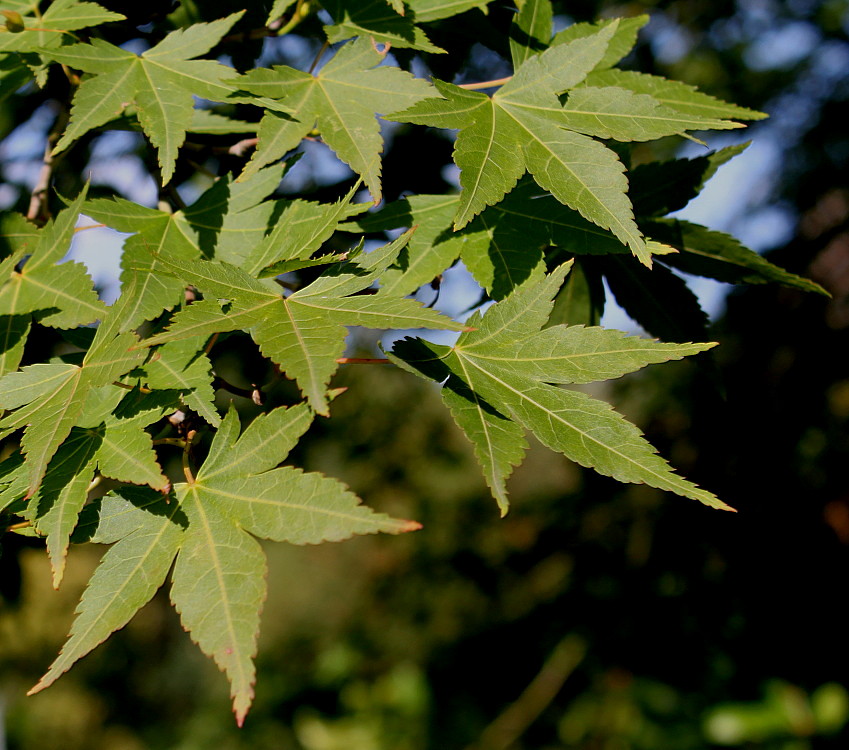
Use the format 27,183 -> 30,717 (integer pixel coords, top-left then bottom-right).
139,232 -> 465,414
390,16 -> 760,265
0,0 -> 823,728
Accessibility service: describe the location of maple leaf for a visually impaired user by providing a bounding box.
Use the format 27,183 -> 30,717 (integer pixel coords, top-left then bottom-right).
0,315 -> 30,378
30,402 -> 419,724
0,189 -> 105,329
582,69 -> 767,123
138,232 -> 466,415
389,24 -> 657,262
40,12 -> 245,184
389,263 -> 732,514
140,337 -> 220,427
391,18 -> 759,265
644,218 -> 828,295
230,37 -> 436,198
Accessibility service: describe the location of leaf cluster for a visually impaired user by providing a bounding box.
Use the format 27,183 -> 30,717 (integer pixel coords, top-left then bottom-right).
0,0 -> 823,723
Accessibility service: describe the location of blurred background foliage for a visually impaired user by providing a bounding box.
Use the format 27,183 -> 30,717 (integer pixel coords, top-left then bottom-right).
2,0 -> 849,747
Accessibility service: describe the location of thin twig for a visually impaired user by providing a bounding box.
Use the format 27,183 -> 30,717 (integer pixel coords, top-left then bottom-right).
464,635 -> 586,750
223,137 -> 258,157
309,39 -> 329,74
153,438 -> 187,448
6,521 -> 31,532
182,430 -> 197,485
213,375 -> 264,404
74,223 -> 106,233
458,76 -> 513,91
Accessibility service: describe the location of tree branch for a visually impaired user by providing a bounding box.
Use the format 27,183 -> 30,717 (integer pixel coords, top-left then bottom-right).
27,105 -> 69,224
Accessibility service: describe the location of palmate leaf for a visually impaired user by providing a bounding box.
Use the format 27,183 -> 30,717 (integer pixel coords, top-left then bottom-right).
600,256 -> 710,343
629,143 -> 750,217
322,0 -> 445,53
40,12 -> 245,184
231,37 -> 436,195
390,24 -> 654,261
141,337 -> 220,427
0,0 -> 124,53
391,17 -> 759,265
31,403 -> 419,724
510,0 -> 552,67
643,219 -> 829,295
0,378 -> 169,588
0,315 -> 30,378
390,263 -> 731,513
138,232 -> 465,414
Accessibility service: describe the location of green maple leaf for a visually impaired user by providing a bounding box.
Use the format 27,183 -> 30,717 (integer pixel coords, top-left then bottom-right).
0,315 -> 30,378
550,14 -> 649,71
390,263 -> 732,513
0,189 -> 105,329
322,0 -> 445,53
230,37 -> 436,197
644,218 -> 828,295
629,143 -> 750,217
509,0 -> 553,67
40,12 -> 245,184
0,279 -> 148,495
30,403 -> 419,724
389,24 -> 656,262
391,21 -> 756,265
139,232 -> 465,414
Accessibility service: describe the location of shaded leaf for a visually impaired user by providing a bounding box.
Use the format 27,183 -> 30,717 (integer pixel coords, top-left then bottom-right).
645,218 -> 828,295
322,0 -> 444,53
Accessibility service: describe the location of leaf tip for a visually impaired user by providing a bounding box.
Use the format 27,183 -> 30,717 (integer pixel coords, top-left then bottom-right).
399,519 -> 423,533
